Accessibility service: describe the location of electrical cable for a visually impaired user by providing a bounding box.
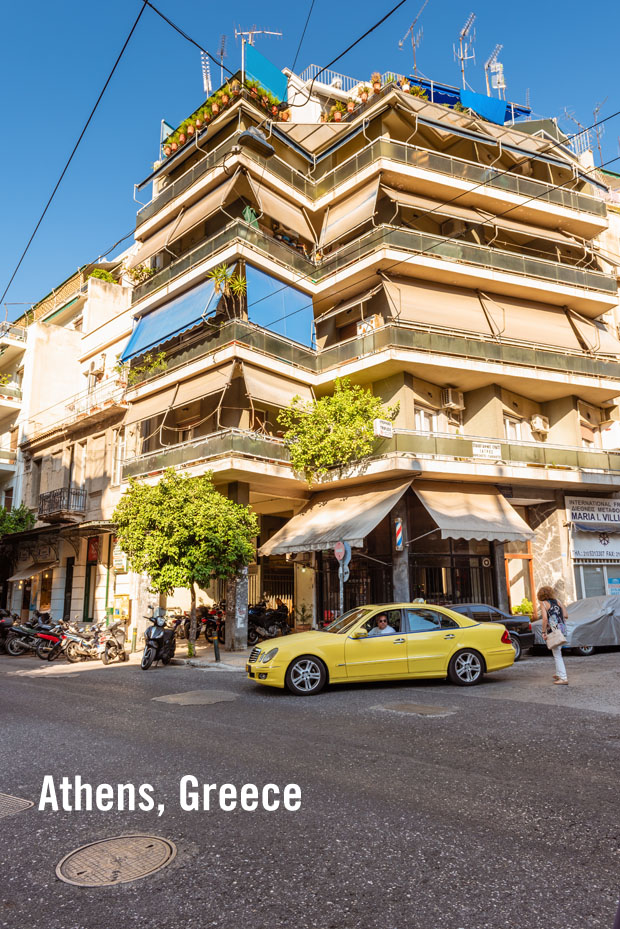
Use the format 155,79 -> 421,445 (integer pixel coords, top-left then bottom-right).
144,1 -> 234,77
291,0 -> 317,74
0,1 -> 149,306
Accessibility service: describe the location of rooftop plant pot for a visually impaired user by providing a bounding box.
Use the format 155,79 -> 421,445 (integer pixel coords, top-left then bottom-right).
187,124 -> 195,136
271,104 -> 279,116
178,132 -> 186,145
333,110 -> 342,122
373,81 -> 381,93
163,145 -> 172,157
360,91 -> 368,103
347,101 -> 355,112
280,109 -> 290,121
211,102 -> 220,115
250,87 -> 257,96
221,93 -> 230,105
195,117 -> 203,129
170,141 -> 178,152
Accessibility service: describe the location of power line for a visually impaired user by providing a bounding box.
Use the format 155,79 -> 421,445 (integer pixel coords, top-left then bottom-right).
0,1 -> 149,307
144,1 -> 234,77
291,0 -> 317,73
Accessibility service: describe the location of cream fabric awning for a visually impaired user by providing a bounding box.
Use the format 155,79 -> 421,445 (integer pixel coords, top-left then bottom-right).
276,122 -> 353,155
254,184 -> 317,242
124,386 -> 179,426
173,364 -> 234,407
259,479 -> 413,555
384,279 -> 494,336
478,293 -> 585,351
413,481 -> 534,543
315,284 -> 384,325
242,364 -> 313,408
320,179 -> 380,248
566,311 -> 620,356
8,561 -> 58,582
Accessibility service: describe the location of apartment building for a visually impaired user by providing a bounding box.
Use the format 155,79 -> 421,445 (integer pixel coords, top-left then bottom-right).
4,64 -> 620,637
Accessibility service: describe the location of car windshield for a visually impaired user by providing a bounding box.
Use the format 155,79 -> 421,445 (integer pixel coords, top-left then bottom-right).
324,608 -> 373,634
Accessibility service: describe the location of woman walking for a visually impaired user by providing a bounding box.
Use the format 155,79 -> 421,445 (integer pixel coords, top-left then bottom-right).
538,586 -> 569,685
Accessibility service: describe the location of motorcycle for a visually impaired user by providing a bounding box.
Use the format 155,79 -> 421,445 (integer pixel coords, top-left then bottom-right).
141,614 -> 181,670
5,612 -> 55,656
204,604 -> 226,644
46,623 -> 104,662
101,621 -> 129,664
0,610 -> 16,654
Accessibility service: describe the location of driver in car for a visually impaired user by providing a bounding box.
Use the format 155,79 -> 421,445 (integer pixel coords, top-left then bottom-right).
368,614 -> 396,636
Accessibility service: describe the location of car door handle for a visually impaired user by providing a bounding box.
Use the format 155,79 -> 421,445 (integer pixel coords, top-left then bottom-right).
393,638 -> 405,644
444,633 -> 455,639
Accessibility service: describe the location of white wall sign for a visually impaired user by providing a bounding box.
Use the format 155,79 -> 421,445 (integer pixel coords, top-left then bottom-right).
472,442 -> 502,460
566,495 -> 620,560
373,418 -> 393,438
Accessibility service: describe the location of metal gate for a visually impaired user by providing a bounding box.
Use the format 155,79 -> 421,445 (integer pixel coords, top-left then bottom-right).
319,554 -> 393,624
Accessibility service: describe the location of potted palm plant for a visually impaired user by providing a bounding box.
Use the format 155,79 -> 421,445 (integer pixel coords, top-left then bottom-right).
410,85 -> 428,99
358,85 -> 371,103
231,78 -> 241,96
331,102 -> 346,122
371,72 -> 382,93
347,98 -> 355,113
221,85 -> 231,106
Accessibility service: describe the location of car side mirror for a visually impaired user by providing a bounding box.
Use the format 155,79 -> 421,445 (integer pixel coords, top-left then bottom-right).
350,628 -> 368,639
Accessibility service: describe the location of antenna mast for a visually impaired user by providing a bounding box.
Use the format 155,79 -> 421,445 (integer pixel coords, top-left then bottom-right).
398,0 -> 430,77
484,44 -> 502,96
217,35 -> 227,87
200,51 -> 212,95
454,12 -> 476,90
593,98 -> 607,166
234,25 -> 283,47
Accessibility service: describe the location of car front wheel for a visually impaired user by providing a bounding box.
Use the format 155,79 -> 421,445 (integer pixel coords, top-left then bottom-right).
448,649 -> 484,686
509,634 -> 522,661
285,655 -> 326,696
573,645 -> 595,657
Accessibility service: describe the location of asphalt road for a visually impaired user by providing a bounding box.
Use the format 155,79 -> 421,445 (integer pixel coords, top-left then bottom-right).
2,648 -> 620,929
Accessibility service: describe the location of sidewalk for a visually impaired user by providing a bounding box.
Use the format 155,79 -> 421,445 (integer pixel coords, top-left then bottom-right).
171,638 -> 252,672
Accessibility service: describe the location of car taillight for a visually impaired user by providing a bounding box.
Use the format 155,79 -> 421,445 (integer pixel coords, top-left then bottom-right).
528,622 -> 532,631
501,630 -> 512,645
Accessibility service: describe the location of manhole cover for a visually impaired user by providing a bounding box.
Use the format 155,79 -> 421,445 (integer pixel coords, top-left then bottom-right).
376,703 -> 456,717
0,793 -> 34,819
56,835 -> 176,887
152,689 -> 237,705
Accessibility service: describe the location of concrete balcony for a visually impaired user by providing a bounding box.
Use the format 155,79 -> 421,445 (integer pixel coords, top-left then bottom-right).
0,323 -> 27,365
132,220 -> 616,317
38,487 -> 87,523
136,134 -> 607,241
24,378 -> 128,445
0,448 -> 17,471
0,383 -> 22,415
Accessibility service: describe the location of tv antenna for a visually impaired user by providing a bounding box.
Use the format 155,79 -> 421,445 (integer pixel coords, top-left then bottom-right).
234,26 -> 283,47
454,12 -> 476,90
200,51 -> 212,95
398,0 -> 430,77
217,35 -> 227,87
593,97 -> 607,166
484,44 -> 502,96
563,108 -> 592,158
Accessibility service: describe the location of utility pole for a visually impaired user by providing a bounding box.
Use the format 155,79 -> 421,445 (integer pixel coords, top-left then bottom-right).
398,0 -> 430,77
454,12 -> 476,90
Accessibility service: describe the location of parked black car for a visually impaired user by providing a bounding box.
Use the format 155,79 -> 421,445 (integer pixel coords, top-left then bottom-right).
448,603 -> 534,660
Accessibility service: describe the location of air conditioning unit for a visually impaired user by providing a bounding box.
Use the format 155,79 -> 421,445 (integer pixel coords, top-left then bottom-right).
441,388 -> 465,411
357,315 -> 382,336
530,414 -> 550,435
441,218 -> 468,238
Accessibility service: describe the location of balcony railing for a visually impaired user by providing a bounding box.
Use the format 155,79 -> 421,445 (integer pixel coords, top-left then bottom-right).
25,377 -> 127,443
38,487 -> 87,519
133,217 -> 617,306
0,322 -> 27,342
136,134 -> 607,229
122,426 -> 620,481
0,384 -> 22,401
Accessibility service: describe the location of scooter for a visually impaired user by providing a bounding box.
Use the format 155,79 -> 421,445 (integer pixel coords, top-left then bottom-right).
101,621 -> 129,664
141,614 -> 181,670
5,613 -> 55,656
0,611 -> 16,654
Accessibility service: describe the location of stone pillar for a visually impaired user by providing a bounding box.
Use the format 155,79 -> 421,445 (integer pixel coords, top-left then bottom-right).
225,566 -> 249,651
391,500 -> 410,602
227,482 -> 250,506
492,542 -> 510,612
529,491 -> 575,604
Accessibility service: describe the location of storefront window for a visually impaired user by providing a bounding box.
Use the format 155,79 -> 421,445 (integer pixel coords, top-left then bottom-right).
39,571 -> 53,612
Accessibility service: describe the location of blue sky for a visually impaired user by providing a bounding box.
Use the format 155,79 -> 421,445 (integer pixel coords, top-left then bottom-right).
1,0 -> 618,319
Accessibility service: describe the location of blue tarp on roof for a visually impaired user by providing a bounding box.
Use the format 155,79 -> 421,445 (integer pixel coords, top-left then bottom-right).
246,264 -> 313,347
413,77 -> 531,123
120,280 -> 217,362
460,90 -> 507,126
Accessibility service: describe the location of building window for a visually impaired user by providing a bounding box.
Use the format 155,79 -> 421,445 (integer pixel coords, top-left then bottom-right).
414,407 -> 437,433
39,570 -> 53,612
4,488 -> 13,511
504,417 -> 522,442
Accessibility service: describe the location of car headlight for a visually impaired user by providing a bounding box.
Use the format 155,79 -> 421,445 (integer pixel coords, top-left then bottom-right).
260,648 -> 279,663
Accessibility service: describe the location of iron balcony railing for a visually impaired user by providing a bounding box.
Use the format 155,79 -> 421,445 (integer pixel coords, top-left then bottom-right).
38,487 -> 87,518
132,219 -> 616,304
121,427 -> 620,481
25,377 -> 127,443
136,133 -> 607,229
0,322 -> 27,342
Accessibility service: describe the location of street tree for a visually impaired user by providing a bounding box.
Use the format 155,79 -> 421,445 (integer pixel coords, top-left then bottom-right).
277,377 -> 398,484
113,470 -> 258,652
0,503 -> 35,537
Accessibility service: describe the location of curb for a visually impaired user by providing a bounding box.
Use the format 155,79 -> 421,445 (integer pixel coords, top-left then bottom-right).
171,657 -> 246,672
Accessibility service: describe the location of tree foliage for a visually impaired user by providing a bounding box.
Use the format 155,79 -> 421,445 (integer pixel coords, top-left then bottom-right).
0,503 -> 35,536
113,470 -> 258,594
277,377 -> 398,484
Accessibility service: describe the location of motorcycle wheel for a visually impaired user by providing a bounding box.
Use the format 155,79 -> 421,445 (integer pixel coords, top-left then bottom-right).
103,643 -> 117,665
35,640 -> 55,660
6,636 -> 27,656
247,628 -> 259,647
141,646 -> 155,670
65,641 -> 82,663
266,624 -> 278,637
218,624 -> 226,644
205,623 -> 216,644
47,642 -> 63,662
120,649 -> 129,662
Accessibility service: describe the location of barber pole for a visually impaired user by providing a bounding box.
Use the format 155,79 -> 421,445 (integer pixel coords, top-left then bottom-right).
394,517 -> 404,551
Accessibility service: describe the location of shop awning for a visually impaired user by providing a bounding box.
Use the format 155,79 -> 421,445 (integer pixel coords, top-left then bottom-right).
259,479 -> 413,555
242,364 -> 313,408
571,521 -> 620,534
320,179 -> 380,248
8,561 -> 58,582
120,280 -> 217,362
413,481 -> 534,543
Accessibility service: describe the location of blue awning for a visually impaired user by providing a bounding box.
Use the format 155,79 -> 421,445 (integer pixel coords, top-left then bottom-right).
120,281 -> 217,362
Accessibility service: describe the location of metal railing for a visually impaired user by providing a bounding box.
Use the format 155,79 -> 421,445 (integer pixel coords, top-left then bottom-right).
0,384 -> 22,401
136,133 -> 606,230
25,377 -> 127,443
39,487 -> 87,518
298,64 -> 363,93
121,426 -> 620,481
132,217 -> 616,305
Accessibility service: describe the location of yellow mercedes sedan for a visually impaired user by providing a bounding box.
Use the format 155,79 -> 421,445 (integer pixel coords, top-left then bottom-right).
246,603 -> 515,696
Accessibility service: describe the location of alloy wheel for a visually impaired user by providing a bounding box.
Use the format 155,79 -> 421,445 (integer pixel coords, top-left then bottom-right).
453,651 -> 482,683
290,659 -> 322,692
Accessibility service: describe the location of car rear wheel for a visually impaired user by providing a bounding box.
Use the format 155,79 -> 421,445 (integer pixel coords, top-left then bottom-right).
573,645 -> 595,657
285,655 -> 326,696
509,634 -> 522,661
448,649 -> 484,686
